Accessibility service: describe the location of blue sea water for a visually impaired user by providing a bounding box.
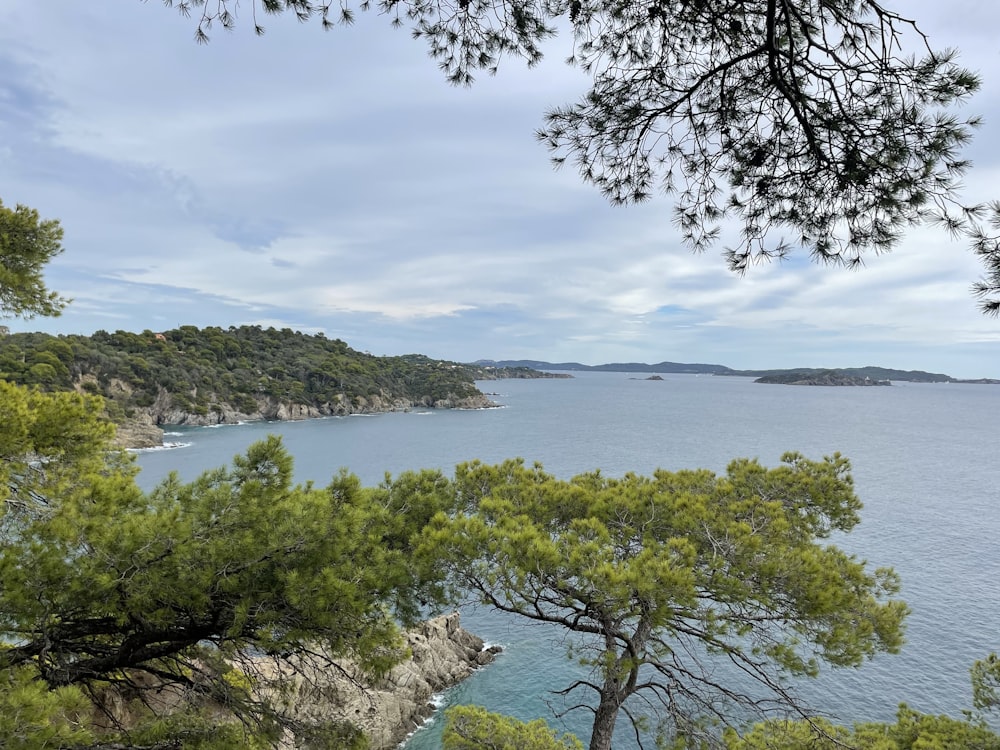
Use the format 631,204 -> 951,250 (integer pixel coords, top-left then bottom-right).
134,372 -> 1000,746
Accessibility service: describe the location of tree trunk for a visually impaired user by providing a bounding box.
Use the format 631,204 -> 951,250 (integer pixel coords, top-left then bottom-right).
588,691 -> 621,750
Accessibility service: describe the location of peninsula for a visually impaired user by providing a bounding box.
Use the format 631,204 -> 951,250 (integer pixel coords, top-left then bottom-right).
0,327 -> 554,448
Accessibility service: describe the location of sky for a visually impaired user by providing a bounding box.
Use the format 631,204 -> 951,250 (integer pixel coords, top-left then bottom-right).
2,2 -> 1000,378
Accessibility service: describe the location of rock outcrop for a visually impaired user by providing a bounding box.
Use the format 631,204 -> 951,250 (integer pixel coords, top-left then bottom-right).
109,388 -> 498,449
278,613 -> 501,749
111,420 -> 167,449
86,613 -> 499,748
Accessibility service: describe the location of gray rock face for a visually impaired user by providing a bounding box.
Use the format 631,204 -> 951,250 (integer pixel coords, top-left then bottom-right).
110,388 -> 498,448
160,390 -> 488,421
278,612 -> 501,749
84,614 -> 499,748
111,420 -> 165,449
355,613 -> 501,748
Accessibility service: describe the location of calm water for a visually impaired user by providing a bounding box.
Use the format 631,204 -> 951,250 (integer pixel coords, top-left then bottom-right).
134,372 -> 1000,746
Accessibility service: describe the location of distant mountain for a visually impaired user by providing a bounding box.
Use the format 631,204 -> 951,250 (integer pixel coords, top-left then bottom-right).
474,360 -> 970,383
474,359 -> 735,375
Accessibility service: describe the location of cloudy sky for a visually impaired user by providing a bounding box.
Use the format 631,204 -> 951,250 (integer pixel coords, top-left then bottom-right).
2,2 -> 999,377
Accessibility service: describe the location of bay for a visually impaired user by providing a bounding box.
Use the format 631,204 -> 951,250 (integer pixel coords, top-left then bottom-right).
134,372 -> 1000,746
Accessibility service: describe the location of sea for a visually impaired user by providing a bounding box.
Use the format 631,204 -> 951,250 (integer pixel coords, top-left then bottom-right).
133,372 -> 1000,747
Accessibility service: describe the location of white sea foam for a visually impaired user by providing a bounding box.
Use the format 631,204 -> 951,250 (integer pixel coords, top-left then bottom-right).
429,693 -> 446,710
395,692 -> 448,748
129,441 -> 191,453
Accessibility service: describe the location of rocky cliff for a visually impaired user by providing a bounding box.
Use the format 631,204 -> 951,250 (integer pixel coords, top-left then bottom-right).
279,612 -> 500,749
89,613 -> 499,748
111,387 -> 497,449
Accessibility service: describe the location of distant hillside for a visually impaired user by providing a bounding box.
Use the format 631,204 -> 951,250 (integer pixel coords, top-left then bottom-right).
479,360 -> 969,382
465,364 -> 573,380
0,326 -> 500,445
476,359 -> 735,375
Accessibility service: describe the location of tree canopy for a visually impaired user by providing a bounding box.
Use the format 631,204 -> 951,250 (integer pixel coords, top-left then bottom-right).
440,705 -> 1000,750
1,228 -> 459,746
972,652 -> 1000,714
726,706 -> 1000,750
423,453 -> 908,750
0,402 -> 456,748
443,705 -> 586,750
0,325 -> 491,422
160,0 -> 1000,314
0,198 -> 68,322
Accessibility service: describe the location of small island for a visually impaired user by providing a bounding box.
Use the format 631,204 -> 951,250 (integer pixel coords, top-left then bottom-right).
755,370 -> 891,386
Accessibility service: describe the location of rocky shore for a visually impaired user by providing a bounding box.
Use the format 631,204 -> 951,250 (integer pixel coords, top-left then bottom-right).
93,613 -> 499,748
277,612 -> 500,749
111,389 -> 498,449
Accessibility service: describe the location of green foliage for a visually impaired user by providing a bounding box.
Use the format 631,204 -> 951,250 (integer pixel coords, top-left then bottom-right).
366,467 -> 460,621
0,326 -> 487,421
0,208 -> 463,747
973,653 -> 1000,713
443,705 -> 585,750
424,453 -> 907,750
0,666 -> 93,750
0,379 -> 119,520
0,198 -> 68,320
726,705 -> 1000,749
0,415 -> 454,747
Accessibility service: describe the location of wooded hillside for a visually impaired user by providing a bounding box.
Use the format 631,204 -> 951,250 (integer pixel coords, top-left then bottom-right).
0,325 -> 490,425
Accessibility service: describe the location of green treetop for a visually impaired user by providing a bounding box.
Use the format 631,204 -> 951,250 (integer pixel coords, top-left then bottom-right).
726,705 -> 1000,750
0,423 -> 455,748
424,453 -> 908,750
0,198 -> 68,323
444,705 -> 585,750
973,652 -> 1000,714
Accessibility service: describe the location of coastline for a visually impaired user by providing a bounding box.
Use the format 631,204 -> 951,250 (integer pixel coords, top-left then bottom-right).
269,612 -> 500,750
90,613 -> 499,749
112,393 -> 500,450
